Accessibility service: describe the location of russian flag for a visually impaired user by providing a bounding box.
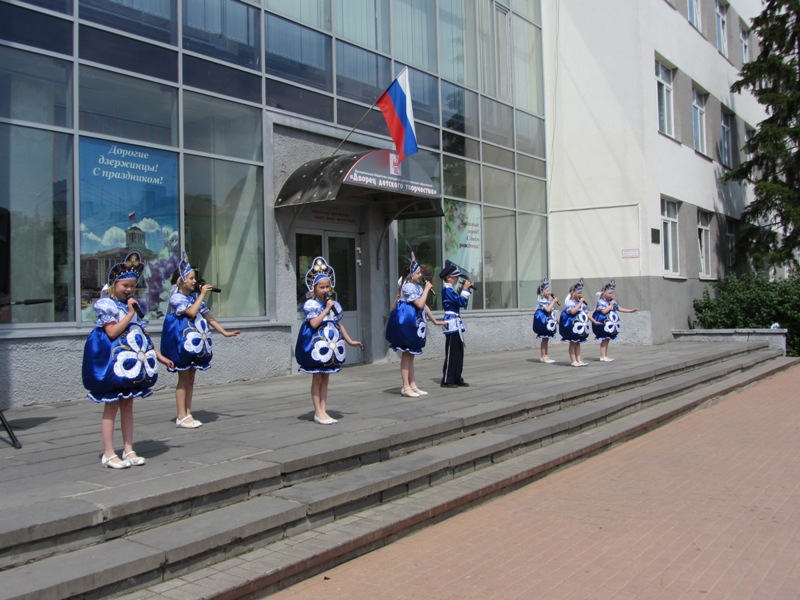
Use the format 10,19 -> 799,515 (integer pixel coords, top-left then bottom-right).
376,68 -> 418,162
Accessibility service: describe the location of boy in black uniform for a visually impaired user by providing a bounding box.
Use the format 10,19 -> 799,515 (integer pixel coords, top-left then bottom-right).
439,260 -> 472,387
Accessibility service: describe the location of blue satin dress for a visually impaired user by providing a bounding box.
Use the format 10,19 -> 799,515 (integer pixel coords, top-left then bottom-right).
82,298 -> 159,403
295,298 -> 346,374
532,296 -> 557,339
558,297 -> 591,343
160,291 -> 212,372
385,282 -> 427,355
592,297 -> 621,340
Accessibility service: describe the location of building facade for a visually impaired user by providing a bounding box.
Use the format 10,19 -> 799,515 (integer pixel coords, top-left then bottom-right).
0,0 -> 764,408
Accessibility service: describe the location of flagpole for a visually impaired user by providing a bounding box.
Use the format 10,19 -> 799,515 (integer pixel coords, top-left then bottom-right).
331,67 -> 408,158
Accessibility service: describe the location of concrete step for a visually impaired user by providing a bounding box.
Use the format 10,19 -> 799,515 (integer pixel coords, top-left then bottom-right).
0,347 -> 792,600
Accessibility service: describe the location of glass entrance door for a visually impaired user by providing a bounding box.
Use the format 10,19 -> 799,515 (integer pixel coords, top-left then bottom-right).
296,231 -> 362,364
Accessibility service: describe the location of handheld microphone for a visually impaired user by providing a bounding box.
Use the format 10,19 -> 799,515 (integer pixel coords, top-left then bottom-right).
325,293 -> 340,316
195,282 -> 222,293
132,302 -> 145,319
425,279 -> 436,297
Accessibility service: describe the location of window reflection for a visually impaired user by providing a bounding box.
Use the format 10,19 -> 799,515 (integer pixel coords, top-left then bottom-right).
334,0 -> 389,52
441,81 -> 479,137
0,124 -> 74,324
79,66 -> 177,146
0,46 -> 72,128
266,14 -> 332,91
183,0 -> 260,70
184,156 -> 265,317
184,92 -> 262,161
483,207 -> 517,309
393,0 -> 437,71
80,0 -> 177,44
336,42 -> 391,104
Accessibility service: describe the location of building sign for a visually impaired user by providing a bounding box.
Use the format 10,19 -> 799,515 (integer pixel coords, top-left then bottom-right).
79,137 -> 178,319
622,248 -> 640,259
344,151 -> 437,198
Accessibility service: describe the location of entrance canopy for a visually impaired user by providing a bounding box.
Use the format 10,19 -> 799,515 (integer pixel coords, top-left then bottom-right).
275,149 -> 443,220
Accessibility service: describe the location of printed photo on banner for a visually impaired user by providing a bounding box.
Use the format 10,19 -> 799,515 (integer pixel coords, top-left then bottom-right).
79,137 -> 178,320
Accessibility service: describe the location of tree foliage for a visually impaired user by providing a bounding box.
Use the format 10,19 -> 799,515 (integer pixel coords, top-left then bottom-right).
692,274 -> 800,356
725,0 -> 800,267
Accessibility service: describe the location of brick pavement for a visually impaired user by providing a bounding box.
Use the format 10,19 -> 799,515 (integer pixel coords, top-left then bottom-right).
269,364 -> 800,600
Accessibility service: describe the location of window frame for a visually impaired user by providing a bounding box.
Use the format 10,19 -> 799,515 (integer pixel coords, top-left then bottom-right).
692,88 -> 707,154
698,210 -> 712,277
688,0 -> 702,30
715,1 -> 728,56
655,60 -> 674,137
720,110 -> 733,168
661,198 -> 680,275
740,26 -> 750,64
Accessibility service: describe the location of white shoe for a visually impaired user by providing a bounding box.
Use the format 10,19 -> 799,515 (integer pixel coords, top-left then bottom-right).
600,357 -> 615,362
176,415 -> 202,429
101,454 -> 130,469
313,415 -> 338,425
411,386 -> 429,396
122,451 -> 146,466
540,358 -> 556,364
401,387 -> 420,398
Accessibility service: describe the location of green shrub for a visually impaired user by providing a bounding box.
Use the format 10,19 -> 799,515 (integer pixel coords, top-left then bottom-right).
692,274 -> 800,356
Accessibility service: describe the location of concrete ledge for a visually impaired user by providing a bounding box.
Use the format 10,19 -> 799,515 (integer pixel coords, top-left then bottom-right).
673,329 -> 787,355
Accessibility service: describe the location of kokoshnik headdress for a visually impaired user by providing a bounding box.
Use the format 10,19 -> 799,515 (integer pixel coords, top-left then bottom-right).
101,251 -> 144,298
597,279 -> 616,299
304,256 -> 336,295
179,250 -> 193,282
399,252 -> 422,286
538,277 -> 551,295
569,277 -> 584,294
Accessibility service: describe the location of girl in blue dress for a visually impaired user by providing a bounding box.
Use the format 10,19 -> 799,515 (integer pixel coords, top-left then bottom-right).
296,256 -> 362,424
592,280 -> 638,362
161,251 -> 240,429
385,253 -> 442,397
532,277 -> 559,364
82,251 -> 173,469
559,278 -> 600,367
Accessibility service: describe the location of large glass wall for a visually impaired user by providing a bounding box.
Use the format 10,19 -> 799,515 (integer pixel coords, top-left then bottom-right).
1,0 -> 546,324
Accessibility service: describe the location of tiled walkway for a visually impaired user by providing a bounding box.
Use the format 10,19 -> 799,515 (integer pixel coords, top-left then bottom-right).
271,365 -> 800,600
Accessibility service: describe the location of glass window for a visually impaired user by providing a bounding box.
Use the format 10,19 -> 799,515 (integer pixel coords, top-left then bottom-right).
439,0 -> 478,88
0,47 -> 72,128
483,207 -> 516,308
698,210 -> 712,277
517,212 -> 546,309
512,14 -> 544,115
335,42 -> 391,104
0,124 -> 73,324
481,97 -> 514,147
482,165 -> 514,208
517,154 -> 546,179
266,14 -> 333,92
0,3 -> 72,55
79,25 -> 178,82
655,60 -> 674,136
266,79 -> 334,122
183,55 -> 262,103
688,0 -> 701,29
661,198 -> 679,274
441,81 -> 479,137
479,0 -> 511,101
443,199 -> 482,308
184,156 -> 265,317
265,0 -> 330,31
415,122 -> 440,150
334,0 -> 389,52
740,27 -> 750,64
184,92 -> 262,161
19,0 -> 72,14
482,143 -> 514,169
515,111 -> 545,157
337,102 -> 386,136
692,88 -> 707,154
443,132 -> 480,160
726,220 -> 736,268
78,137 -> 178,321
715,1 -> 728,56
403,66 -> 440,125
511,0 -> 541,25
720,110 -> 733,167
80,0 -> 177,45
443,156 -> 480,201
79,66 -> 178,146
393,0 -> 437,72
183,0 -> 260,70
517,174 -> 546,213
397,216 -> 442,310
